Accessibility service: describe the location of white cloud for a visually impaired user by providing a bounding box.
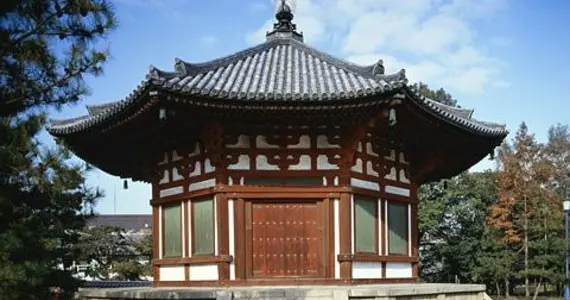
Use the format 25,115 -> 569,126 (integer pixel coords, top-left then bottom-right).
246,0 -> 509,94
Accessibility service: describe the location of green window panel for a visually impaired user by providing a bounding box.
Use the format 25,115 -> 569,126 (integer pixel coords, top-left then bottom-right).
193,198 -> 215,256
354,196 -> 377,253
388,202 -> 407,255
163,204 -> 182,257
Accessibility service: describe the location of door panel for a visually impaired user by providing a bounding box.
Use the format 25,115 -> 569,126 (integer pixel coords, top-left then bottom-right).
250,201 -> 321,277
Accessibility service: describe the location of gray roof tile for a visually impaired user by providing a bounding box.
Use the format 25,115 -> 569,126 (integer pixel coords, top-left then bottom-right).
48,37 -> 507,138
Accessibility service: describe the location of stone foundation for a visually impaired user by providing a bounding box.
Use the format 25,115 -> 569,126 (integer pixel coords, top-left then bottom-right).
79,283 -> 487,300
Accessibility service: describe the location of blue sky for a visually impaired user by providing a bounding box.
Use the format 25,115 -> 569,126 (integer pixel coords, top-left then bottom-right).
42,0 -> 570,215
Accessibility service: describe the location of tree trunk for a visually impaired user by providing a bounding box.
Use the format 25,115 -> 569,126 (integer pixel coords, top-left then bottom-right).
495,281 -> 501,297
505,278 -> 510,297
532,277 -> 542,300
524,196 -> 529,297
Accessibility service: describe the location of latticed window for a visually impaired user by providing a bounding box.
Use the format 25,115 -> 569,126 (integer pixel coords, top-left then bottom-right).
388,202 -> 407,255
163,203 -> 182,257
354,195 -> 377,253
192,198 -> 215,256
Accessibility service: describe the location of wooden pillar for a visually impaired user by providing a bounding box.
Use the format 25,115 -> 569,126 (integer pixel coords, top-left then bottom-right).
411,184 -> 419,279
323,198 -> 334,278
183,200 -> 190,281
216,194 -> 230,280
234,198 -> 246,280
339,192 -> 352,279
152,204 -> 160,282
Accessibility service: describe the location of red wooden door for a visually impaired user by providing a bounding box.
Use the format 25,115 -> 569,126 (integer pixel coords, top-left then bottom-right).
250,201 -> 321,278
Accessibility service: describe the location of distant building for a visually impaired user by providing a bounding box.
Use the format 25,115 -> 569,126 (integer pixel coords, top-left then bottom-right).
72,214 -> 153,281
87,214 -> 152,235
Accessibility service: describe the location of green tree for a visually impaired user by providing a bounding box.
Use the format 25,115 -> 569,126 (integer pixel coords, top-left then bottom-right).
76,226 -> 130,280
411,82 -> 457,107
113,232 -> 152,281
419,172 -> 499,284
76,226 -> 152,281
531,123 -> 570,295
0,0 -> 115,298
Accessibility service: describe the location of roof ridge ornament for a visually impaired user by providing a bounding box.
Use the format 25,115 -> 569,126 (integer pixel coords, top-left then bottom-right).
266,0 -> 304,42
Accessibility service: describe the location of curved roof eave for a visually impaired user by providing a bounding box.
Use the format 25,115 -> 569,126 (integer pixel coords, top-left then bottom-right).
402,86 -> 508,138
47,37 -> 508,139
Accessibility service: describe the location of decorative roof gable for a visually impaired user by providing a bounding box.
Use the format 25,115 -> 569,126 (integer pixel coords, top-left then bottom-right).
146,38 -> 407,102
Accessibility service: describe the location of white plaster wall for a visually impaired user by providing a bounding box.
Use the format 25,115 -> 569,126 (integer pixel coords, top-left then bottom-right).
385,167 -> 397,181
256,155 -> 279,170
228,199 -> 235,280
334,199 -> 340,279
189,161 -> 201,177
159,266 -> 185,281
189,143 -> 200,157
256,135 -> 279,149
172,167 -> 184,181
385,262 -> 412,278
159,170 -> 169,184
228,155 -> 250,170
366,161 -> 379,177
366,142 -> 378,156
189,178 -> 216,192
204,158 -> 215,173
352,262 -> 382,279
317,155 -> 338,170
227,135 -> 250,148
400,169 -> 410,183
189,264 -> 219,281
159,186 -> 184,198
385,185 -> 410,197
350,178 -> 380,191
172,150 -> 183,161
316,135 -> 340,149
287,135 -> 310,149
288,155 -> 311,170
399,152 -> 408,164
351,158 -> 363,173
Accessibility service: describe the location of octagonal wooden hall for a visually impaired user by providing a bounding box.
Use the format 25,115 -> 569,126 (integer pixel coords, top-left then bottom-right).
49,1 -> 507,287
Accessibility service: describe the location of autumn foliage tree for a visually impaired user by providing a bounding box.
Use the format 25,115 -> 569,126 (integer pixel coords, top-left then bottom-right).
489,123 -> 563,298
416,84 -> 569,298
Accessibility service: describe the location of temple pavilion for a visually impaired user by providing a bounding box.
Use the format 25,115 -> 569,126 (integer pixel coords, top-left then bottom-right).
49,1 -> 508,287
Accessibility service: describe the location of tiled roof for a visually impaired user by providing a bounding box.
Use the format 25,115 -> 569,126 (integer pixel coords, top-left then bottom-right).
406,88 -> 507,137
87,214 -> 152,231
48,37 -> 507,138
151,38 -> 406,101
82,281 -> 151,288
